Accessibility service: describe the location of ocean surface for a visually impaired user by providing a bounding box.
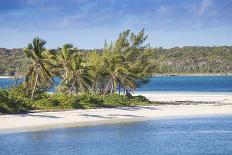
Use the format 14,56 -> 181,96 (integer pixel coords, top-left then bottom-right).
137,76 -> 232,92
1,115 -> 232,154
1,76 -> 232,93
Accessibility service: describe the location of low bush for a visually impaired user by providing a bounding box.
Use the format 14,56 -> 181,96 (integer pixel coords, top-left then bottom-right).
27,93 -> 152,110
0,89 -> 31,114
0,88 -> 153,114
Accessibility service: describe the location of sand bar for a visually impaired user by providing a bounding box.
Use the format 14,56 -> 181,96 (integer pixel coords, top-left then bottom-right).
134,92 -> 232,104
1,104 -> 232,134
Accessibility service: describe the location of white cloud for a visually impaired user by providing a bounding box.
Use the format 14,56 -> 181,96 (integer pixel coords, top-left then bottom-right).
193,0 -> 213,15
157,5 -> 169,13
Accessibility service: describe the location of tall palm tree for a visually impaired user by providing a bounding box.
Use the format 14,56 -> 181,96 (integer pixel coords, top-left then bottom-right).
23,37 -> 54,99
103,53 -> 136,94
102,29 -> 154,95
48,44 -> 77,92
64,53 -> 93,94
88,51 -> 108,93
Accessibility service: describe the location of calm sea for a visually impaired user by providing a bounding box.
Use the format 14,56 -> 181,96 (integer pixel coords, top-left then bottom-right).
1,76 -> 232,92
1,115 -> 232,154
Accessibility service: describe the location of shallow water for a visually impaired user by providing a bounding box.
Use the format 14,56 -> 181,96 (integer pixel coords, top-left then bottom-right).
1,115 -> 232,155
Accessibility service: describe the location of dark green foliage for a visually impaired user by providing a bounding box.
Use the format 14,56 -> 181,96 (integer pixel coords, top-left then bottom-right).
0,48 -> 28,76
0,89 -> 31,114
0,88 -> 152,113
32,93 -> 151,110
154,46 -> 232,74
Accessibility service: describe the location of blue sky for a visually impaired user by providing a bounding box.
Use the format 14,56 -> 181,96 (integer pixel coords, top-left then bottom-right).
0,0 -> 231,49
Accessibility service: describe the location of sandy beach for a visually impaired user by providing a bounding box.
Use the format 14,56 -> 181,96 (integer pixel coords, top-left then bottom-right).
0,76 -> 15,79
134,92 -> 232,104
1,104 -> 232,134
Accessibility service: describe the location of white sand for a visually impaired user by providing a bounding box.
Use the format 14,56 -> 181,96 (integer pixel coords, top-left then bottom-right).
1,104 -> 232,133
0,76 -> 14,79
134,92 -> 232,104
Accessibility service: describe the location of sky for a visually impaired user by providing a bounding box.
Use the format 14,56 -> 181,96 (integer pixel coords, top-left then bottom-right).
0,0 -> 231,49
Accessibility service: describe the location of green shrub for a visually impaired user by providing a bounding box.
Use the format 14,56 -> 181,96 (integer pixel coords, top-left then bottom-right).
32,93 -> 151,110
0,89 -> 31,114
102,94 -> 130,107
0,87 -> 152,114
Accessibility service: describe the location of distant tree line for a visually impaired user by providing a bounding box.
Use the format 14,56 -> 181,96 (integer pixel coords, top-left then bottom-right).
0,41 -> 232,77
154,46 -> 232,74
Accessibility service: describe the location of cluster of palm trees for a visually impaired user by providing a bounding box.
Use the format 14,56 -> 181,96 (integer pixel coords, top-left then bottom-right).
23,29 -> 156,99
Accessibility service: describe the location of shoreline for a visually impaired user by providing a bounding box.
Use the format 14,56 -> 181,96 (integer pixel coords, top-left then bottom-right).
0,76 -> 15,79
134,92 -> 232,104
154,73 -> 232,76
1,104 -> 232,134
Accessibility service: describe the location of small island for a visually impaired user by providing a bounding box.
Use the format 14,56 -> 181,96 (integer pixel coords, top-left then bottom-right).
1,29 -> 232,133
0,1 -> 232,154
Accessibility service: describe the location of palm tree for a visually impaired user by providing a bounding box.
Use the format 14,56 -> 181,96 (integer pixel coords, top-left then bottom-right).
64,53 -> 93,94
101,29 -> 154,95
104,66 -> 136,94
48,44 -> 77,92
102,53 -> 136,94
23,37 -> 54,99
88,51 -> 108,93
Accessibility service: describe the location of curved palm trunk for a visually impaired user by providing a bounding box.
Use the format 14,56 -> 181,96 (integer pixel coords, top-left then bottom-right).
31,73 -> 39,100
12,77 -> 18,92
93,75 -> 98,92
118,83 -> 121,95
64,66 -> 69,85
113,80 -> 117,94
104,78 -> 113,95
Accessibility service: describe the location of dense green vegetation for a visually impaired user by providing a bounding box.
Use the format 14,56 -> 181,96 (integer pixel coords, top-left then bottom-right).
0,88 -> 151,114
155,46 -> 232,74
0,29 -> 154,113
1,46 -> 232,76
0,89 -> 31,113
1,29 -> 231,113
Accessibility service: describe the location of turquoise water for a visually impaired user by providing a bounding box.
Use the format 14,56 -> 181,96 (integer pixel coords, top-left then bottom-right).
1,76 -> 232,92
137,76 -> 232,92
0,78 -> 24,89
1,115 -> 232,154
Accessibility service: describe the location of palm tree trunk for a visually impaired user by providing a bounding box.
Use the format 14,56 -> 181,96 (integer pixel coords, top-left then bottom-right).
93,75 -> 97,92
114,80 -> 117,94
104,78 -> 112,95
65,70 -> 68,85
111,81 -> 114,93
12,77 -> 18,92
31,73 -> 39,100
118,84 -> 121,95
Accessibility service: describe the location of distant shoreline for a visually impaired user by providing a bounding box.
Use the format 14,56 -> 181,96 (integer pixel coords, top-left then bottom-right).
155,73 -> 232,76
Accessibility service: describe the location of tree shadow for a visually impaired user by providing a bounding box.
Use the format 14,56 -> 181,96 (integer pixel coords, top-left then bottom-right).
19,113 -> 62,119
108,114 -> 144,118
115,106 -> 160,111
80,114 -> 116,119
80,113 -> 144,119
